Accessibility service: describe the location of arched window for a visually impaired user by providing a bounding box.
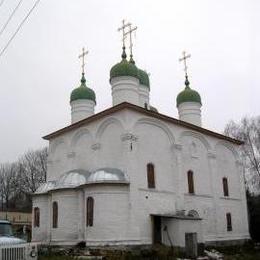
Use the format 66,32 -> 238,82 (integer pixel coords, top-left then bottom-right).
226,213 -> 232,231
86,197 -> 94,227
147,163 -> 155,188
187,170 -> 195,194
223,177 -> 229,197
52,202 -> 58,228
34,207 -> 40,227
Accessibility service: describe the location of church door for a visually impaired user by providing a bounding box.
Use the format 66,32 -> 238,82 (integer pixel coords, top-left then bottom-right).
185,232 -> 198,258
153,216 -> 162,244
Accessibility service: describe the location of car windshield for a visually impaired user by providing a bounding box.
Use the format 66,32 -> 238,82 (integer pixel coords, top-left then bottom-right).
0,223 -> 13,236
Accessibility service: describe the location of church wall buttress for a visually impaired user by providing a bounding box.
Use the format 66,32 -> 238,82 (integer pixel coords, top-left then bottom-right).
207,150 -> 219,238
78,190 -> 84,240
172,143 -> 184,211
121,131 -> 141,241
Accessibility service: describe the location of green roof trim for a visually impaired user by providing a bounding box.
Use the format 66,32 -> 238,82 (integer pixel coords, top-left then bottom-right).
138,69 -> 150,89
176,76 -> 201,107
70,74 -> 96,103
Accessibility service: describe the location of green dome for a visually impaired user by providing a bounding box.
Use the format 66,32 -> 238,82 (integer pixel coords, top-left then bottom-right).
70,75 -> 96,103
110,59 -> 139,80
176,77 -> 201,107
176,87 -> 201,107
110,47 -> 139,81
138,69 -> 150,89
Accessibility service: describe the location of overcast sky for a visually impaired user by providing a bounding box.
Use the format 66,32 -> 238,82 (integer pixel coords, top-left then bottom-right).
0,0 -> 259,163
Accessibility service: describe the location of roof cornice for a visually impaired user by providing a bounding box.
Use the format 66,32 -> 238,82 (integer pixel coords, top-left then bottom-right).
43,102 -> 243,145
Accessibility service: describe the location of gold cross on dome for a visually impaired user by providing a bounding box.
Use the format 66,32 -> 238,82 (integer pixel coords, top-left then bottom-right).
118,19 -> 131,47
179,51 -> 191,76
125,23 -> 137,58
78,47 -> 88,74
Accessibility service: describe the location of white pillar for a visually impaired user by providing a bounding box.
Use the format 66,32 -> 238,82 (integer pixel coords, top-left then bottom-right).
70,100 -> 95,124
111,76 -> 139,106
172,143 -> 185,212
77,190 -> 84,240
178,102 -> 202,127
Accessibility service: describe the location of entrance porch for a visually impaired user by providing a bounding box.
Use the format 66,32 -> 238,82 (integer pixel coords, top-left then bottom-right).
151,213 -> 204,258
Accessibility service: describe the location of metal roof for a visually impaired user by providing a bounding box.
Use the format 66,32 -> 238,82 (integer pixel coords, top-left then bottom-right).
34,168 -> 129,194
87,168 -> 129,184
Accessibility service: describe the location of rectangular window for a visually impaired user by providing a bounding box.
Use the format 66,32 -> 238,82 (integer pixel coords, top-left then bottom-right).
34,207 -> 40,227
147,163 -> 155,188
226,213 -> 232,231
86,197 -> 94,227
52,202 -> 58,228
188,170 -> 195,194
223,177 -> 229,197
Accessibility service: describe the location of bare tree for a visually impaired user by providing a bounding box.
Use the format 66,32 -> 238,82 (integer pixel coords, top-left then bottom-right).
0,163 -> 17,210
224,116 -> 260,193
0,147 -> 47,211
18,147 -> 48,194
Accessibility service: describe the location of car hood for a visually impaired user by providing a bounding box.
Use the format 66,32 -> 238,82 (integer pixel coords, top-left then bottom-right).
0,236 -> 26,246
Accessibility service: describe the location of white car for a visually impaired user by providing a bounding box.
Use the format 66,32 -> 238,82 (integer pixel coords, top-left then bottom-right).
0,220 -> 37,260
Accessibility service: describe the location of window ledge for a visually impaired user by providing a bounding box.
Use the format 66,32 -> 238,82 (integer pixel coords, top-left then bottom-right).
184,193 -> 213,198
219,196 -> 241,201
139,188 -> 175,195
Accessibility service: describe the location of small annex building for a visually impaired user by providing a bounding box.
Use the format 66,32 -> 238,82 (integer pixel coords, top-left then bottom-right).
32,23 -> 250,251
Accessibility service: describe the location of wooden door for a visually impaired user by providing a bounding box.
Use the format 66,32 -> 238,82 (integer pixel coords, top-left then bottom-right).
153,216 -> 162,244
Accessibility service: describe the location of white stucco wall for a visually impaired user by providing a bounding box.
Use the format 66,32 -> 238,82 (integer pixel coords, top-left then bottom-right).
70,99 -> 95,124
84,185 -> 131,245
50,190 -> 79,242
33,107 -> 249,245
139,85 -> 149,108
162,218 -> 204,247
111,76 -> 139,106
178,102 -> 202,126
32,195 -> 49,242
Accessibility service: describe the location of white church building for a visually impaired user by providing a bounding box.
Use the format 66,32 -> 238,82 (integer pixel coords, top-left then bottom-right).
32,23 -> 250,249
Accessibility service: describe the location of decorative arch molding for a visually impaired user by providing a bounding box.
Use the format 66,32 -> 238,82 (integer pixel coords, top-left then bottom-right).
187,209 -> 200,218
215,141 -> 239,160
95,117 -> 124,140
70,127 -> 93,148
133,117 -> 175,145
179,130 -> 211,151
49,138 -> 66,155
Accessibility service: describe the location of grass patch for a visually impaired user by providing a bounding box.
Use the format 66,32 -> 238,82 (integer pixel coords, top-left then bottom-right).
207,242 -> 260,260
39,257 -> 75,260
38,242 -> 260,260
224,252 -> 260,260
